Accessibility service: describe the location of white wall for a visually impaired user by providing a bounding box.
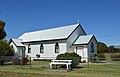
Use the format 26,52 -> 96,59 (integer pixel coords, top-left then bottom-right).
83,47 -> 88,62
27,43 -> 67,60
66,25 -> 86,52
88,37 -> 98,59
73,37 -> 97,62
10,42 -> 18,56
10,42 -> 25,56
73,45 -> 88,62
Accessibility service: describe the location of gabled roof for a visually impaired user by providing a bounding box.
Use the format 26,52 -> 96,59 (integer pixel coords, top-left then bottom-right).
73,35 -> 94,45
19,23 -> 85,43
10,39 -> 25,47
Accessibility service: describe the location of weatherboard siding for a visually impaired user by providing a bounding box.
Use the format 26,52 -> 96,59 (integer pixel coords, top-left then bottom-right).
88,37 -> 98,58
10,42 -> 19,56
27,43 -> 67,59
66,25 -> 86,52
73,45 -> 88,62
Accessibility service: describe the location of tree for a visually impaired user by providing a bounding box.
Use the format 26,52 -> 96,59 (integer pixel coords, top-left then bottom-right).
0,40 -> 14,56
108,46 -> 120,53
0,20 -> 6,39
97,42 -> 108,53
108,46 -> 114,53
0,40 -> 14,66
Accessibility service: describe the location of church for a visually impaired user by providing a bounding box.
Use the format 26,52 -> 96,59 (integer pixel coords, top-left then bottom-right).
9,23 -> 98,62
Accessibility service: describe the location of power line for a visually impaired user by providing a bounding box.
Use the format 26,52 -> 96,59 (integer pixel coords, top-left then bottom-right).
98,33 -> 120,38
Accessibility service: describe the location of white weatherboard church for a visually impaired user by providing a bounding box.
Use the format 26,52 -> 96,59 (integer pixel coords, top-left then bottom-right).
9,23 -> 98,62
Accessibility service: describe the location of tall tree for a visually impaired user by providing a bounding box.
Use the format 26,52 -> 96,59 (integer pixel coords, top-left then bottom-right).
108,46 -> 120,53
0,40 -> 14,56
0,20 -> 11,66
0,20 -> 6,39
0,40 -> 14,66
97,42 -> 108,53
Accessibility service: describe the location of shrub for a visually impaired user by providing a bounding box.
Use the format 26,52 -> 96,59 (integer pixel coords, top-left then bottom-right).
90,54 -> 97,62
110,53 -> 120,61
56,52 -> 81,68
97,54 -> 106,60
12,56 -> 29,65
22,56 -> 29,65
12,56 -> 20,65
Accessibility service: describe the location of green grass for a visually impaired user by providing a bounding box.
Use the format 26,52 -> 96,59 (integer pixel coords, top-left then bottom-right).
0,60 -> 120,77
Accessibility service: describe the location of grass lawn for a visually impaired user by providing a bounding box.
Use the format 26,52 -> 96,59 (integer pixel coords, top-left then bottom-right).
0,61 -> 120,77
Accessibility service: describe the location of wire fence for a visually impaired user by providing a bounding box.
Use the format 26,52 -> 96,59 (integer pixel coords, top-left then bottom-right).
0,56 -> 120,72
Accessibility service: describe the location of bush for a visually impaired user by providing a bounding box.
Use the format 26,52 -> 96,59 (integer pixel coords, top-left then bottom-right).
110,53 -> 120,61
56,52 -> 81,68
97,54 -> 106,60
12,56 -> 20,65
22,56 -> 29,65
12,56 -> 29,65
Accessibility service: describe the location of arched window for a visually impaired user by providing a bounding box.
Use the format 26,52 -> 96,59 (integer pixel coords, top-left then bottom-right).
28,45 -> 31,53
11,45 -> 14,51
40,44 -> 44,53
11,45 -> 15,54
91,42 -> 94,53
55,43 -> 59,53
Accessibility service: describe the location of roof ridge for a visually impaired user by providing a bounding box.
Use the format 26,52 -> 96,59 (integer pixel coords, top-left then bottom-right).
24,23 -> 79,34
18,23 -> 84,42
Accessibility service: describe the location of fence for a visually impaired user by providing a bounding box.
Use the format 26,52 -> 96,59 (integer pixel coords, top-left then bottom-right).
0,56 -> 120,72
87,58 -> 120,72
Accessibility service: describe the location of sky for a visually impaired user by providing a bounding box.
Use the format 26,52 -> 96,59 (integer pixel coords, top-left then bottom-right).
0,0 -> 120,46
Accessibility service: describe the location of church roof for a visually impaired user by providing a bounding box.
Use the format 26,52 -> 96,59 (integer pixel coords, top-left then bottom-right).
19,23 -> 85,43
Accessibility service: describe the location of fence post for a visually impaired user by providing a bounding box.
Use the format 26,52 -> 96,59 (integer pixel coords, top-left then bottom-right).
21,57 -> 23,67
88,57 -> 89,71
29,57 -> 31,68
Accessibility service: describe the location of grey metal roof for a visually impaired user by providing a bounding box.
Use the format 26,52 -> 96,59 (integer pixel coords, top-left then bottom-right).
12,39 -> 25,46
74,35 -> 93,45
19,24 -> 80,42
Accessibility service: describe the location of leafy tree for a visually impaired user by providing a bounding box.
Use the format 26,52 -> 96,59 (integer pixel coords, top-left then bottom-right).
97,42 -> 120,54
0,40 -> 14,65
0,20 -> 6,40
97,42 -> 108,53
0,40 -> 14,56
108,46 -> 120,53
108,46 -> 114,53
0,20 -> 9,66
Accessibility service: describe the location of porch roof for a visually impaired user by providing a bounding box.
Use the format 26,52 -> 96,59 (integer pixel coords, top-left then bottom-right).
11,39 -> 25,47
73,35 -> 93,45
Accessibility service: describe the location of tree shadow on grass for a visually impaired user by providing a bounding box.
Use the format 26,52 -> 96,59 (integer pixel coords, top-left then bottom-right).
73,66 -> 85,69
4,62 -> 13,65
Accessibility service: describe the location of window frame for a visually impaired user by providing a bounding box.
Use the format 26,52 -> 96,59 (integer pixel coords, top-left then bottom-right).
40,44 -> 44,53
91,42 -> 94,53
28,45 -> 31,53
55,43 -> 59,53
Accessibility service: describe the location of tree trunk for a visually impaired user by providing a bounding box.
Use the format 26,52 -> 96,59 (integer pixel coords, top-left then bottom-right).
0,59 -> 4,66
